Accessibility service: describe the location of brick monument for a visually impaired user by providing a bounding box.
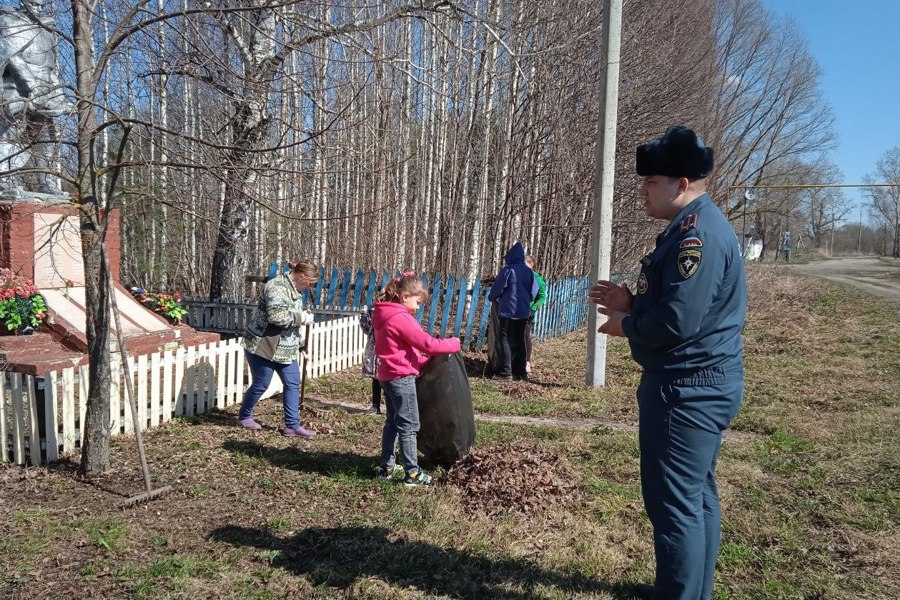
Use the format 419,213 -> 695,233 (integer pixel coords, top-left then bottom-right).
0,202 -> 218,374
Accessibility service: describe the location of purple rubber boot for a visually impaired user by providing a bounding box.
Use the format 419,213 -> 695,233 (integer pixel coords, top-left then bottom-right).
239,417 -> 262,430
283,425 -> 316,439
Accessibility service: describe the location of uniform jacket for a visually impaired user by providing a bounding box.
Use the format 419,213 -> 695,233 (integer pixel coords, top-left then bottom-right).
372,301 -> 461,380
622,193 -> 746,379
488,242 -> 538,319
242,273 -> 314,364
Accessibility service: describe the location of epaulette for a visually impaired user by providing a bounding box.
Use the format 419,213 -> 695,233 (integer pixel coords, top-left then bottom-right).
679,212 -> 698,232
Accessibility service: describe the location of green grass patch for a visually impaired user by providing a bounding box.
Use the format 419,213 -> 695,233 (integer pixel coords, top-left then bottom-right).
754,428 -> 815,476
583,475 -> 641,500
266,517 -> 292,534
145,555 -> 201,578
83,517 -> 130,553
473,420 -> 520,445
307,374 -> 369,398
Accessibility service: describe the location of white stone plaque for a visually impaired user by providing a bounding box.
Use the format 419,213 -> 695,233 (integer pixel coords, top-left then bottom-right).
33,213 -> 84,288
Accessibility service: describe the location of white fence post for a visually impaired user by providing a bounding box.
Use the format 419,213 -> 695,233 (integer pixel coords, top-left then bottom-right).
137,354 -> 149,430
122,355 -> 133,435
150,352 -> 161,427
78,364 -> 88,446
26,377 -> 40,466
62,367 -> 76,453
0,374 -> 7,463
215,341 -> 226,409
110,354 -> 121,437
11,373 -> 25,465
225,341 -> 237,406
44,371 -> 59,463
185,345 -> 196,416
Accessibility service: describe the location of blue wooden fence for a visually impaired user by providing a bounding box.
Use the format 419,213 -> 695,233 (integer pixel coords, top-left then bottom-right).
183,267 -> 590,350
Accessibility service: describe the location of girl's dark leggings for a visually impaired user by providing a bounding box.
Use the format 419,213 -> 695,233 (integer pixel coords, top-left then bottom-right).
371,378 -> 382,410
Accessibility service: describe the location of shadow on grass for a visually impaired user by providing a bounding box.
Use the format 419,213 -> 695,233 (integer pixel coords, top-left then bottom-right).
519,379 -> 568,389
464,355 -> 567,390
222,439 -> 379,478
307,398 -> 376,415
463,353 -> 489,378
210,524 -> 639,599
43,457 -> 135,500
179,409 -> 244,429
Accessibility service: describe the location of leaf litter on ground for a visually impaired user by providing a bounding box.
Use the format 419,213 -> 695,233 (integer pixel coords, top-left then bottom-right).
443,443 -> 581,518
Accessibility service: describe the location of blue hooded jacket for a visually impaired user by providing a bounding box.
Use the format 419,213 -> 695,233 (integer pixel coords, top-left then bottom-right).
488,242 -> 538,319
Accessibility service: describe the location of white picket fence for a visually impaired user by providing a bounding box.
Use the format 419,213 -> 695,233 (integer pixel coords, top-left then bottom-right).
0,315 -> 366,466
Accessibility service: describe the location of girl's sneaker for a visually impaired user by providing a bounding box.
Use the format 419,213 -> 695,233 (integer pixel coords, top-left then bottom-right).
376,464 -> 404,480
403,468 -> 432,487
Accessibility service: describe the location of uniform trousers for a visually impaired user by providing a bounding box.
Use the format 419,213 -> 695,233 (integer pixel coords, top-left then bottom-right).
637,369 -> 743,600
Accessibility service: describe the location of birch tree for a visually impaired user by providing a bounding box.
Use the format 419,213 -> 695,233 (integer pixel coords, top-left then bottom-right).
203,0 -> 455,299
708,0 -> 836,218
71,0 -> 113,476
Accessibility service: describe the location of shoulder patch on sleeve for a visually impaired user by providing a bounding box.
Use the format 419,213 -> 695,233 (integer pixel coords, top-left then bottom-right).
677,249 -> 702,278
679,213 -> 698,232
637,272 -> 649,294
680,236 -> 703,249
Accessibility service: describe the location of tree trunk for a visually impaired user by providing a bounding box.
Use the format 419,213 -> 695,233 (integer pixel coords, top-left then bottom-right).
209,4 -> 277,300
74,0 -> 114,478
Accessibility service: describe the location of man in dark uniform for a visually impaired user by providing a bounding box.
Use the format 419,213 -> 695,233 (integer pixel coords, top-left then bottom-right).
589,126 -> 747,600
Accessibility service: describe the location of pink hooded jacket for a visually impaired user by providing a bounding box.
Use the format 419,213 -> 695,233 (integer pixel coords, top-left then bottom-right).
372,301 -> 461,380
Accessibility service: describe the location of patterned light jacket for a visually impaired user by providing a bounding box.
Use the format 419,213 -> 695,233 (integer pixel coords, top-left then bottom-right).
242,273 -> 314,364
359,305 -> 378,378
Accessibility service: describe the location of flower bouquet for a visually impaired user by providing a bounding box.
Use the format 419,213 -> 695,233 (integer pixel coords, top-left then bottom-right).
0,269 -> 47,334
130,287 -> 188,324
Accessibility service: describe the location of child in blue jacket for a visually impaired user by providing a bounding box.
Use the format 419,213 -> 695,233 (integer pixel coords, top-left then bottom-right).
488,242 -> 538,380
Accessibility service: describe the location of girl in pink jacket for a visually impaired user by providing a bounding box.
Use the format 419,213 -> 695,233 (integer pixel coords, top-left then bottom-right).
372,272 -> 460,486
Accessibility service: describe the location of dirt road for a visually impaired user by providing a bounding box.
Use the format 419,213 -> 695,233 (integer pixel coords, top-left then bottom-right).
792,256 -> 900,303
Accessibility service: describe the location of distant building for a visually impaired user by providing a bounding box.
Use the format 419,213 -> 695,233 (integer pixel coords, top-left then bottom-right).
741,236 -> 763,261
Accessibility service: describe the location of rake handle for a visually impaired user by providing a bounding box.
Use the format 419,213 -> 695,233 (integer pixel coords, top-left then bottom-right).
299,323 -> 311,417
102,245 -> 153,495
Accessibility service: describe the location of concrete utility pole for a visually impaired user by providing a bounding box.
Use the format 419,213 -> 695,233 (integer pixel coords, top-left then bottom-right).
830,210 -> 836,256
586,0 -> 623,387
857,205 -> 864,253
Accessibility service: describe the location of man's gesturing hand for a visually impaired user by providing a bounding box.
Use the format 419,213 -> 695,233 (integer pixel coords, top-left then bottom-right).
588,280 -> 633,313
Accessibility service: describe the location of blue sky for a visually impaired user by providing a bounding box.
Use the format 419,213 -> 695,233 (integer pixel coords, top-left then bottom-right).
764,0 -> 900,219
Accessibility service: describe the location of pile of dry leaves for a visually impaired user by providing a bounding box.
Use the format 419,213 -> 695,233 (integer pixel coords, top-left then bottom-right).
442,443 -> 581,517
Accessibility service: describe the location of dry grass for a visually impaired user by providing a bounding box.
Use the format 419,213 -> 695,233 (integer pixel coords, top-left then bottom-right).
1,265 -> 898,599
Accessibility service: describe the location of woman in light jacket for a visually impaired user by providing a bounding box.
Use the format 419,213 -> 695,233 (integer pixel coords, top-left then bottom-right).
238,260 -> 318,438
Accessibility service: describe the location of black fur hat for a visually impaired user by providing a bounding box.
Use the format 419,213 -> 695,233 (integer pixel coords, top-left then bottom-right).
635,126 -> 714,179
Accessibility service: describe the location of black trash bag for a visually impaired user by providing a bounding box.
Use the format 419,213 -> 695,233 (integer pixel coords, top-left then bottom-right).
483,301 -> 503,378
416,352 -> 476,468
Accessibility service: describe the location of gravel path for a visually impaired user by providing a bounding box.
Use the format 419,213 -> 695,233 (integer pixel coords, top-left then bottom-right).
792,256 -> 900,302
